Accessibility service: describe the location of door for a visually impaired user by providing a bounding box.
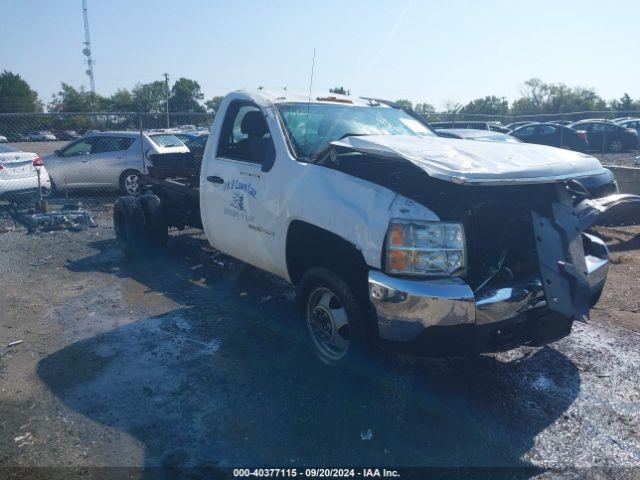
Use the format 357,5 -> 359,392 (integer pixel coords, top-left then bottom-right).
201,100 -> 281,274
48,137 -> 96,188
535,124 -> 558,146
513,124 -> 536,143
87,136 -> 136,186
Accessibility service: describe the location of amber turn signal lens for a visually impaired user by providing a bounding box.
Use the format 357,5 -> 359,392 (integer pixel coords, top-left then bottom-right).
389,223 -> 404,246
388,249 -> 406,272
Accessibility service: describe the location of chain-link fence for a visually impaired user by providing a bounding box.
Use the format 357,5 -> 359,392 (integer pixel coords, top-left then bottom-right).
0,112 -> 213,206
0,109 -> 638,209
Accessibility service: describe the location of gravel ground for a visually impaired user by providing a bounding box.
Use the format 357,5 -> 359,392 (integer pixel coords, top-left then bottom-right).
598,152 -> 640,168
0,196 -> 639,476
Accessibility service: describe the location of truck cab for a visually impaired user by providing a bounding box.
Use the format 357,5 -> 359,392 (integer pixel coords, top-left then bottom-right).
114,89 -> 639,365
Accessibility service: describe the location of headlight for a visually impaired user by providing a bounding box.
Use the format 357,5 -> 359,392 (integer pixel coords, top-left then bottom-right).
385,220 -> 466,277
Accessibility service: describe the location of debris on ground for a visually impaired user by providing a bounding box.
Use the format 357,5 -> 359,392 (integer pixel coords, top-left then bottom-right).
7,340 -> 23,347
10,204 -> 96,233
261,290 -> 296,303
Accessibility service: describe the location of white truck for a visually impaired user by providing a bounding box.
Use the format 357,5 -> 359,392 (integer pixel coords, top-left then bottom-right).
113,90 -> 639,365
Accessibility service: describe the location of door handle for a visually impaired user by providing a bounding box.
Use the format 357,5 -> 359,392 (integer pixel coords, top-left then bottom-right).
207,175 -> 224,184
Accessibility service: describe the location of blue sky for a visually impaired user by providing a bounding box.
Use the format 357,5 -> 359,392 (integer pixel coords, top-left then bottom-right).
2,0 -> 639,109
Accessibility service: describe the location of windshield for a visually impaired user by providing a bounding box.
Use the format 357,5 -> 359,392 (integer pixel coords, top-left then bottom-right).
276,103 -> 434,157
149,134 -> 184,148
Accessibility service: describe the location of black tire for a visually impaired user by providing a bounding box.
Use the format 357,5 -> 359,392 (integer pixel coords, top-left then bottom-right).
113,196 -> 148,259
119,169 -> 141,195
138,194 -> 168,249
296,267 -> 372,366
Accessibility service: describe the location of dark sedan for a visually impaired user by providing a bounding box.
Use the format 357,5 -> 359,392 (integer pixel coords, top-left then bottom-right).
511,123 -> 588,151
569,120 -> 638,152
184,134 -> 207,163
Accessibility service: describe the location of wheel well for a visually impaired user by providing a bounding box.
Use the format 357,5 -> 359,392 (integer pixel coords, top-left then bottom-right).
286,220 -> 369,285
120,169 -> 140,182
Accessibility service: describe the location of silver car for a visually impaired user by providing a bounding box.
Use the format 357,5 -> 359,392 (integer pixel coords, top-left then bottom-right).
44,131 -> 189,195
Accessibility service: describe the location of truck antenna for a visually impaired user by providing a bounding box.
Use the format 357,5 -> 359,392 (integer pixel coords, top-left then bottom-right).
302,48 -> 316,157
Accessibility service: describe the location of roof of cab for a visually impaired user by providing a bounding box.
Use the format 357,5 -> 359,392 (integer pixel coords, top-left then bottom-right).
232,89 -> 390,107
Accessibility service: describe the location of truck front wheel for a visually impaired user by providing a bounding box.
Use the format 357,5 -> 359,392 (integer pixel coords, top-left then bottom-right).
114,196 -> 147,259
297,267 -> 370,366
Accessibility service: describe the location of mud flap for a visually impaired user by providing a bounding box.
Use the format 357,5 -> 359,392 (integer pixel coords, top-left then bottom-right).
575,193 -> 640,230
532,187 -> 592,322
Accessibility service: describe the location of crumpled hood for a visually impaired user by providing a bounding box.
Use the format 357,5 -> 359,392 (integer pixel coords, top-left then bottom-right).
330,134 -> 607,185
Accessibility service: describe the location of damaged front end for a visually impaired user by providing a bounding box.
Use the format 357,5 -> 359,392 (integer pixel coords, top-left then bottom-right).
314,138 -> 638,356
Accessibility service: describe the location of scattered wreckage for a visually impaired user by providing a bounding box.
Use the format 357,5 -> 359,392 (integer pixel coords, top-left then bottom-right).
112,90 -> 640,365
10,204 -> 96,233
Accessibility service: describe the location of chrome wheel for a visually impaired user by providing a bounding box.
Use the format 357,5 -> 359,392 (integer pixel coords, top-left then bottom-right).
609,139 -> 623,153
306,287 -> 350,364
123,172 -> 140,195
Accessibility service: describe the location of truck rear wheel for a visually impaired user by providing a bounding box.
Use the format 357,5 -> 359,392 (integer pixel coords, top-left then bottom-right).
297,267 -> 370,366
138,194 -> 168,249
113,196 -> 147,259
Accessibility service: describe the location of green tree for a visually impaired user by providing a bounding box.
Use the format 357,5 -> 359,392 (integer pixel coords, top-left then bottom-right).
394,99 -> 413,110
463,96 -> 509,116
0,71 -> 42,112
329,86 -> 350,95
169,77 -> 205,112
414,102 -> 435,114
610,93 -> 640,112
132,81 -> 166,113
205,95 -> 224,113
50,83 -> 108,112
511,78 -> 606,115
109,88 -> 135,112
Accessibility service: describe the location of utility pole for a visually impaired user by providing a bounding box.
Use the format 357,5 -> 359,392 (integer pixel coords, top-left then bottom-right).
82,0 -> 96,94
163,73 -> 170,128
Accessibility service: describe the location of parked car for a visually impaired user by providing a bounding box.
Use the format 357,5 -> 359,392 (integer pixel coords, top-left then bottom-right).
429,121 -> 509,133
55,130 -> 81,141
511,123 -> 589,151
615,118 -> 640,136
173,131 -> 207,144
28,131 -> 57,141
184,134 -> 208,163
43,131 -> 189,195
435,128 -> 521,143
548,120 -> 574,126
569,120 -> 639,152
505,121 -> 536,130
111,89 -> 637,365
0,144 -> 51,201
612,117 -> 636,123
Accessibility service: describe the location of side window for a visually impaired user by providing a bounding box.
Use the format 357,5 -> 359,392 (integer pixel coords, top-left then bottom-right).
61,138 -> 94,157
517,125 -> 536,136
217,101 -> 274,165
92,136 -> 134,154
592,123 -> 605,132
537,125 -> 556,135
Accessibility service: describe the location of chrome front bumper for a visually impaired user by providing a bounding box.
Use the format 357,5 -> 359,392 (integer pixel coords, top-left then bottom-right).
369,234 -> 609,343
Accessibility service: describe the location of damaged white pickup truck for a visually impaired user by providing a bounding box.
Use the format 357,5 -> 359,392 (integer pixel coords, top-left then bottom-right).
113,90 -> 640,365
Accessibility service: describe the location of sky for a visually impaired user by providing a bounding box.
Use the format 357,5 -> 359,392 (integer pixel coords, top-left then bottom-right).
1,0 -> 639,109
